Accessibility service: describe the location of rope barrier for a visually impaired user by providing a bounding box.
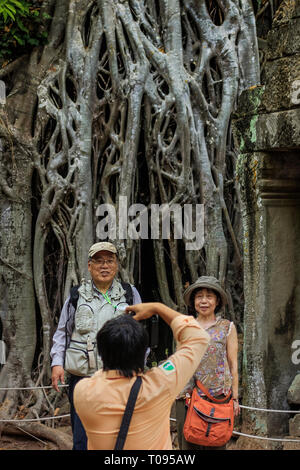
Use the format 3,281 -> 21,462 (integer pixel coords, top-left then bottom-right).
0,385 -> 70,422
232,431 -> 300,443
1,385 -> 300,414
0,411 -> 299,443
0,414 -> 70,423
170,418 -> 300,443
16,425 -> 47,445
0,414 -> 299,443
0,385 -> 68,391
239,404 -> 300,414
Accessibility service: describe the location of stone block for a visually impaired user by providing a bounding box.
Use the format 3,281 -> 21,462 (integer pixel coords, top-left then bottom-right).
267,18 -> 300,59
282,439 -> 300,450
289,414 -> 300,436
234,86 -> 265,119
295,0 -> 300,17
256,108 -> 300,150
260,56 -> 300,113
287,374 -> 300,405
234,108 -> 300,153
273,0 -> 300,23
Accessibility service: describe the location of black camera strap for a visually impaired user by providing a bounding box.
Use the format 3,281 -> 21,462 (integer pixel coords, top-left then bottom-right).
114,376 -> 142,450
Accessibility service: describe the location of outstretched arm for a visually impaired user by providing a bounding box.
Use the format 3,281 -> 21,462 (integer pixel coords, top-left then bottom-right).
127,302 -> 210,401
126,302 -> 180,325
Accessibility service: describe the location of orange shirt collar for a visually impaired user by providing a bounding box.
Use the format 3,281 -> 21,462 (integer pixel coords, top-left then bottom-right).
102,370 -> 142,379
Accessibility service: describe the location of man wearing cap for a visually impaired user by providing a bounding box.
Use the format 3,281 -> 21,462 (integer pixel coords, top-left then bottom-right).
50,242 -> 141,450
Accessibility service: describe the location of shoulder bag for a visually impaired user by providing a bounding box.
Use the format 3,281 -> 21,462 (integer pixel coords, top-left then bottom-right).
183,380 -> 234,447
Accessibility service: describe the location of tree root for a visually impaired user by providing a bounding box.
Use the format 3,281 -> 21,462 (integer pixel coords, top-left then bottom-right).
3,422 -> 72,450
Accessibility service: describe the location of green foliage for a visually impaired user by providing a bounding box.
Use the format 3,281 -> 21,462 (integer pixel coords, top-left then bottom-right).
0,0 -> 29,22
0,0 -> 50,64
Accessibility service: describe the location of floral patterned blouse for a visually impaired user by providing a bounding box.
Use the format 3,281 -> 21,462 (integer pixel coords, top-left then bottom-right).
179,316 -> 233,398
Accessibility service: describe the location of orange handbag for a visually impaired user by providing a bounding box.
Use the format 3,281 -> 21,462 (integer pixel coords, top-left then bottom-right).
183,380 -> 234,447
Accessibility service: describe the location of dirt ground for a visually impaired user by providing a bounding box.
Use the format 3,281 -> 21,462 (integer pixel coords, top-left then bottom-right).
1,425 -> 298,451
0,434 -> 60,450
0,434 -> 286,451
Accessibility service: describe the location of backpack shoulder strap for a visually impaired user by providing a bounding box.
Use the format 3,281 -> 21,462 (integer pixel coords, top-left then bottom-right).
69,285 -> 80,309
196,380 -> 232,402
121,282 -> 134,305
64,285 -> 80,360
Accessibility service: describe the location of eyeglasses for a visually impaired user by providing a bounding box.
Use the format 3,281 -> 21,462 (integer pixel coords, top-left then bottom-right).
90,258 -> 116,267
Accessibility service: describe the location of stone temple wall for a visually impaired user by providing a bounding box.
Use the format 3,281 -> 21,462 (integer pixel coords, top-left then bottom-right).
232,0 -> 300,448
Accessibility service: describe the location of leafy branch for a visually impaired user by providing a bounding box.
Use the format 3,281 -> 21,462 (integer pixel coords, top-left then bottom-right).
0,0 -> 51,64
0,0 -> 29,22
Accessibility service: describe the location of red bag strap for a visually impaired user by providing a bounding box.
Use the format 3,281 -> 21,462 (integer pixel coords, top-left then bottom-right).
196,380 -> 232,403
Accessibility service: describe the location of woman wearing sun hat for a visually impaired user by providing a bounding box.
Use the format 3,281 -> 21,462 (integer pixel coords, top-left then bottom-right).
176,276 -> 240,450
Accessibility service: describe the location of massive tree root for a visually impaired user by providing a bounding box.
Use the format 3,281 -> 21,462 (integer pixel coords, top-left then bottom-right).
92,0 -> 259,314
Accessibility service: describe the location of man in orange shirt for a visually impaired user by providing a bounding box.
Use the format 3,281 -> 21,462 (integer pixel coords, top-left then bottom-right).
73,302 -> 210,450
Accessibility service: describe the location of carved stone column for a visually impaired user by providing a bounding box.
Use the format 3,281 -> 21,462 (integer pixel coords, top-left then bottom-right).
233,0 -> 300,447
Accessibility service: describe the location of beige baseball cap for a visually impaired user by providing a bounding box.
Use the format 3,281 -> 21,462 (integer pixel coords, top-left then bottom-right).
88,242 -> 117,259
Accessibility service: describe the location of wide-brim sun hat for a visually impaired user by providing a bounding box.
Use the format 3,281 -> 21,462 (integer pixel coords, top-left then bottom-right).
183,276 -> 228,310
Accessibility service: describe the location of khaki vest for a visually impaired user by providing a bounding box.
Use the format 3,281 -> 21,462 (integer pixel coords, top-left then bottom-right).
64,279 -> 128,376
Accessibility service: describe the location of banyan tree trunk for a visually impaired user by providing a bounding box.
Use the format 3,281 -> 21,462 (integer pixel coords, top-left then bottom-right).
0,0 -> 259,442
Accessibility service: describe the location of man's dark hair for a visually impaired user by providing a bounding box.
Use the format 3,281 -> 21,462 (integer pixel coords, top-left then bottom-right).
97,315 -> 149,378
